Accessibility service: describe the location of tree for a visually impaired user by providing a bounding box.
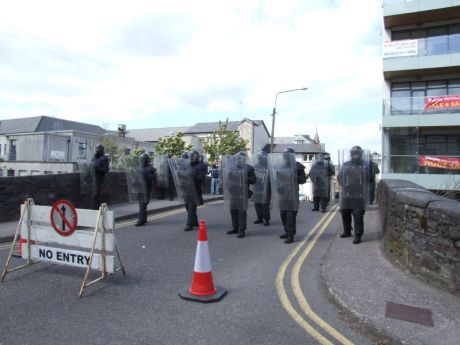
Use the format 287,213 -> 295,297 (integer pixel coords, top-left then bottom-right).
155,132 -> 193,157
202,119 -> 249,162
121,147 -> 145,170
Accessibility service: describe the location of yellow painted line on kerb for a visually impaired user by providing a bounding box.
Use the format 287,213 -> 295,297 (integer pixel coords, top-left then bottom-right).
276,210 -> 335,345
291,207 -> 354,345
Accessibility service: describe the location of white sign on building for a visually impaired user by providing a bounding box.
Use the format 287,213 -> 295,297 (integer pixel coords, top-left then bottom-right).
383,39 -> 418,58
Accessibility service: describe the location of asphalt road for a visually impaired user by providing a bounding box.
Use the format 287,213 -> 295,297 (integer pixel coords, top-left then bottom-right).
0,200 -> 373,345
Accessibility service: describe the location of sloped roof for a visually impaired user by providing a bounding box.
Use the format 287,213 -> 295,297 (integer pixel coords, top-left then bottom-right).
0,116 -> 43,134
264,143 -> 327,154
0,115 -> 107,135
184,119 -> 267,134
127,126 -> 190,142
185,121 -> 239,134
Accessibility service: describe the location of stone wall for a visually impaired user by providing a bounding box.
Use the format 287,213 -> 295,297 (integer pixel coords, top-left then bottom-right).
0,173 -> 212,222
378,179 -> 460,295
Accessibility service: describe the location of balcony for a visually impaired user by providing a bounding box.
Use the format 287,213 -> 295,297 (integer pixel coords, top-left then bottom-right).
383,34 -> 460,60
383,96 -> 460,127
383,1 -> 460,28
383,95 -> 460,115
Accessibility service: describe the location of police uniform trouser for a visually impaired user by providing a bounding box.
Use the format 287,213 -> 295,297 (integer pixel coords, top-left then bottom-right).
369,182 -> 376,203
313,196 -> 328,211
185,202 -> 198,227
230,209 -> 247,231
254,202 -> 270,222
91,177 -> 104,210
138,191 -> 151,223
340,209 -> 365,238
280,210 -> 297,236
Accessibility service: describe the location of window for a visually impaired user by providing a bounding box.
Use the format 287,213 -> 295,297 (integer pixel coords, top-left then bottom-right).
78,142 -> 87,159
31,170 -> 40,176
9,140 -> 16,161
0,169 -> 3,176
18,170 -> 28,176
44,171 -> 53,175
7,169 -> 14,176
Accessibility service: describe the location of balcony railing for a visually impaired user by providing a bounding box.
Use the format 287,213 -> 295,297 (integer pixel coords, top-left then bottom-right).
383,34 -> 460,59
383,96 -> 460,116
383,155 -> 460,176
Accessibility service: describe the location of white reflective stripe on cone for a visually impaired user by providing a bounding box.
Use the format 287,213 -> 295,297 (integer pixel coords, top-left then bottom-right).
193,241 -> 212,273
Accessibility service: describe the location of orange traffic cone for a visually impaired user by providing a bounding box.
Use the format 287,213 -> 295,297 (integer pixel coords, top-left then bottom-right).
17,236 -> 35,257
179,220 -> 227,303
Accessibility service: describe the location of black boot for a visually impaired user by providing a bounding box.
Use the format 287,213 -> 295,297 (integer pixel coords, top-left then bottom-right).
227,229 -> 238,235
263,220 -> 270,226
279,233 -> 289,239
312,208 -> 319,211
284,235 -> 294,244
184,226 -> 193,231
254,219 -> 263,224
340,232 -> 352,238
353,236 -> 362,244
237,230 -> 246,238
135,220 -> 146,227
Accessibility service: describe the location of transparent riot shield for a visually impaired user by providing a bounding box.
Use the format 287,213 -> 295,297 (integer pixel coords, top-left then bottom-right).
309,155 -> 329,198
125,167 -> 147,203
337,149 -> 370,210
251,153 -> 270,204
168,157 -> 199,205
79,163 -> 95,195
268,153 -> 299,212
154,155 -> 169,189
221,154 -> 248,211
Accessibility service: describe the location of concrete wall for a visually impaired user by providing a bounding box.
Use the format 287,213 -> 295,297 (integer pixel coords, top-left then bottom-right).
0,173 -> 212,222
378,179 -> 460,295
0,172 -> 129,221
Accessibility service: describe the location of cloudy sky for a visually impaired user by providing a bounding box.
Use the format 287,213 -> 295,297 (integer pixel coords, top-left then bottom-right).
0,0 -> 382,160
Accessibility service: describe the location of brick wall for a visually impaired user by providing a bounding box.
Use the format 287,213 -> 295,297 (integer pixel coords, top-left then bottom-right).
378,179 -> 460,295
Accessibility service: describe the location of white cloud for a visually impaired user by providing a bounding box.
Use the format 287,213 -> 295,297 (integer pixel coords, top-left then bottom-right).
0,0 -> 383,155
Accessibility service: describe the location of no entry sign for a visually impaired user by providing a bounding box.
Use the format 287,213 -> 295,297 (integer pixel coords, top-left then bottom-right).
50,199 -> 78,236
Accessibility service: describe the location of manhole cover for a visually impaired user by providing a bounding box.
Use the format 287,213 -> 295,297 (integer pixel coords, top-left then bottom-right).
385,301 -> 434,327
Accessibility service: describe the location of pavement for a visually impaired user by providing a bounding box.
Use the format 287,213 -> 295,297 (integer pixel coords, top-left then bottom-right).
322,204 -> 460,345
0,194 -> 222,243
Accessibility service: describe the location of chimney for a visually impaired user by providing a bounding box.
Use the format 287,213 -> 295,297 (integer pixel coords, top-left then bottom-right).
118,124 -> 127,137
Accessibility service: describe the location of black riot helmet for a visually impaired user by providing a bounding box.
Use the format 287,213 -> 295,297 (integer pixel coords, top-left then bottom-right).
190,151 -> 200,163
140,153 -> 150,167
235,151 -> 247,168
181,152 -> 189,159
316,153 -> 325,162
283,147 -> 295,164
95,144 -> 105,157
257,150 -> 268,167
324,154 -> 331,161
350,146 -> 363,162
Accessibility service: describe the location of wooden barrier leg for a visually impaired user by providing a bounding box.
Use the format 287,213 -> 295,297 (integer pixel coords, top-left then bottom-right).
78,206 -> 103,298
1,199 -> 32,282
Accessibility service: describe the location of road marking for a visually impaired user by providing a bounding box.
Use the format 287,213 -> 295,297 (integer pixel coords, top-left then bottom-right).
276,210 -> 336,345
291,208 -> 354,345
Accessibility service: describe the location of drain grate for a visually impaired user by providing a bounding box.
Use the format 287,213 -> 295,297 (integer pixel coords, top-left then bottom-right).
385,301 -> 434,327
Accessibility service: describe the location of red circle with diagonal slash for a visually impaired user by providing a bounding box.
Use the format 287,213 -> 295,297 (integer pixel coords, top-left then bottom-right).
50,199 -> 78,236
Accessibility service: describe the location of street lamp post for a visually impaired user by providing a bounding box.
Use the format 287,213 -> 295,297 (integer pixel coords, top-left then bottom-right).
269,87 -> 308,153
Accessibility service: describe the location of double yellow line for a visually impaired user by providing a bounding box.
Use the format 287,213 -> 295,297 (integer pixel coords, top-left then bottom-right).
276,206 -> 354,345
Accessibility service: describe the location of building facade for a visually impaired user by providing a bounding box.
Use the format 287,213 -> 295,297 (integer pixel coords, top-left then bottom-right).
0,116 -> 155,176
382,0 -> 460,191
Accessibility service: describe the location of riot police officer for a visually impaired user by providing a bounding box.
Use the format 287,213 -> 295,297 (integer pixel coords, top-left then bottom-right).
136,153 -> 156,226
91,144 -> 109,210
252,151 -> 271,226
337,146 -> 369,244
185,151 -> 204,231
309,153 -> 335,213
223,151 -> 256,238
271,148 -> 307,244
